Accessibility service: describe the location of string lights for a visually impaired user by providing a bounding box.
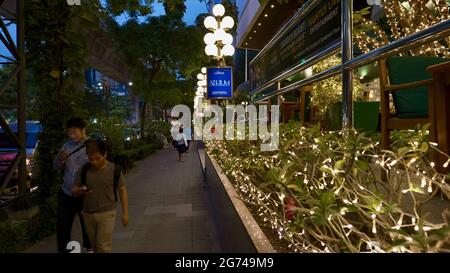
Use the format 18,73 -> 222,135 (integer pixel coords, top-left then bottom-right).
309,55 -> 365,119
206,123 -> 450,252
355,0 -> 450,57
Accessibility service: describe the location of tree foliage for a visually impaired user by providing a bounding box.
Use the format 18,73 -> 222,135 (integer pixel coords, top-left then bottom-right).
109,11 -> 205,133
25,0 -> 101,199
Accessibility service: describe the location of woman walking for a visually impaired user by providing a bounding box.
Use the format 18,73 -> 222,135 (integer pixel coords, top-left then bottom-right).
175,127 -> 188,162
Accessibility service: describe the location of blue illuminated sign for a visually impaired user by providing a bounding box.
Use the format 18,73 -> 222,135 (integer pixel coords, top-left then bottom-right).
207,67 -> 233,99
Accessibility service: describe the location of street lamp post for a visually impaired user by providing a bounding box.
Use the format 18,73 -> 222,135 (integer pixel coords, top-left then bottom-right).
194,67 -> 207,135
194,67 -> 207,114
203,4 -> 235,66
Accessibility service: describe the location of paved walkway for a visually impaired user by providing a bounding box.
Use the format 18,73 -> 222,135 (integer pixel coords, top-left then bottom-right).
24,141 -> 221,253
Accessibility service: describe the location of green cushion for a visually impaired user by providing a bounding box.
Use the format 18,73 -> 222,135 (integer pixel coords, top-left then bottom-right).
387,56 -> 448,118
283,95 -> 298,102
396,112 -> 428,119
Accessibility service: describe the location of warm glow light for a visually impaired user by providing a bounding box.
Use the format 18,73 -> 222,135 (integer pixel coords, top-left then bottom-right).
212,4 -> 225,17
213,28 -> 226,41
205,44 -> 218,56
204,16 -> 218,30
197,73 -> 205,80
197,79 -> 207,87
222,44 -> 235,56
220,16 -> 234,30
203,33 -> 216,45
222,33 -> 233,45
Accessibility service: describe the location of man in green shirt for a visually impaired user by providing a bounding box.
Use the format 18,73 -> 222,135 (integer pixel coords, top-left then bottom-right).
72,139 -> 129,253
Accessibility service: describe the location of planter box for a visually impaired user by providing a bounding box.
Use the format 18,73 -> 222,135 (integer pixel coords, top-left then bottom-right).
325,101 -> 380,132
205,152 -> 275,253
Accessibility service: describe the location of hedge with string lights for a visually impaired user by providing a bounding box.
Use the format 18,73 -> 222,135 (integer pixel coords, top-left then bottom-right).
355,0 -> 450,57
206,122 -> 450,252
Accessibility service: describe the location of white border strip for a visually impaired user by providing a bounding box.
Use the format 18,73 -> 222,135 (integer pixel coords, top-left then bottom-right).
207,152 -> 276,253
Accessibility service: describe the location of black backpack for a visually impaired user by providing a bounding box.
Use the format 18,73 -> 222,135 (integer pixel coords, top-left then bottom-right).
80,163 -> 122,202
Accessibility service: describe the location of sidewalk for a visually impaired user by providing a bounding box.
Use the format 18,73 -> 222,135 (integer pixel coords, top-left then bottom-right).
24,141 -> 221,253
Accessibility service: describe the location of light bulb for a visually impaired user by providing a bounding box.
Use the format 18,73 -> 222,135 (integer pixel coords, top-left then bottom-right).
220,16 -> 234,30
222,44 -> 235,56
203,33 -> 216,45
197,80 -> 207,87
204,16 -> 218,30
197,73 -> 205,80
205,44 -> 218,56
213,28 -> 226,41
212,4 -> 225,17
201,67 -> 207,74
222,33 -> 233,45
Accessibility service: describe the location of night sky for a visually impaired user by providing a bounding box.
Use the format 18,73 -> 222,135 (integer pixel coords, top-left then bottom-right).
114,0 -> 209,25
0,1 -> 209,59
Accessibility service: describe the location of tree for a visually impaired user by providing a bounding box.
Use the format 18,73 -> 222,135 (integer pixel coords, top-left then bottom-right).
23,0 -> 206,198
152,88 -> 183,121
355,0 -> 450,57
110,13 -> 205,137
0,65 -> 39,121
25,0 -> 101,200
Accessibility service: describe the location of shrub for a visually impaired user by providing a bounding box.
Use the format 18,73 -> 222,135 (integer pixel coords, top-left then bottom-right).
310,55 -> 365,121
0,220 -> 30,252
88,117 -> 129,156
206,122 -> 450,252
113,144 -> 158,173
143,121 -> 170,148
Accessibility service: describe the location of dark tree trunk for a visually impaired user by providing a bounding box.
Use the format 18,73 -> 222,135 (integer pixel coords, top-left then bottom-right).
141,100 -> 148,139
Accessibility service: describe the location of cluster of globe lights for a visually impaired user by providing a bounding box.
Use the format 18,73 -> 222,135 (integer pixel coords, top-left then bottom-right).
203,4 -> 235,58
194,67 -> 207,113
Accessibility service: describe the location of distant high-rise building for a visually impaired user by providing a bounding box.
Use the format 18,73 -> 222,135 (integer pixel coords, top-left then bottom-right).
85,68 -> 127,97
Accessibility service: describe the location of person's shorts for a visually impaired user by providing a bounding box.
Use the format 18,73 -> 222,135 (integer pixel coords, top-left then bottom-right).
177,144 -> 187,153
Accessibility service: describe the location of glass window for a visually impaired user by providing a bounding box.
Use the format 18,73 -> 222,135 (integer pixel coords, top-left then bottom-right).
26,133 -> 38,149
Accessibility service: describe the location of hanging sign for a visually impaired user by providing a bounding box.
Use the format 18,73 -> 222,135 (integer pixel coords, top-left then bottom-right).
207,67 -> 233,99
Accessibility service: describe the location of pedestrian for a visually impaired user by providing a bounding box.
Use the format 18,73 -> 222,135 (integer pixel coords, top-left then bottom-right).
175,127 -> 188,162
72,139 -> 129,253
53,117 -> 92,253
184,125 -> 192,153
170,117 -> 180,151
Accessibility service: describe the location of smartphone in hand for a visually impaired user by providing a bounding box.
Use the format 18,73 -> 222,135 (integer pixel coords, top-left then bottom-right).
58,149 -> 69,160
80,185 -> 92,195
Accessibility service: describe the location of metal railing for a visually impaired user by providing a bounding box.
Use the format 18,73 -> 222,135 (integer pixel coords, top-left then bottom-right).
254,19 -> 450,97
250,0 -> 450,127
